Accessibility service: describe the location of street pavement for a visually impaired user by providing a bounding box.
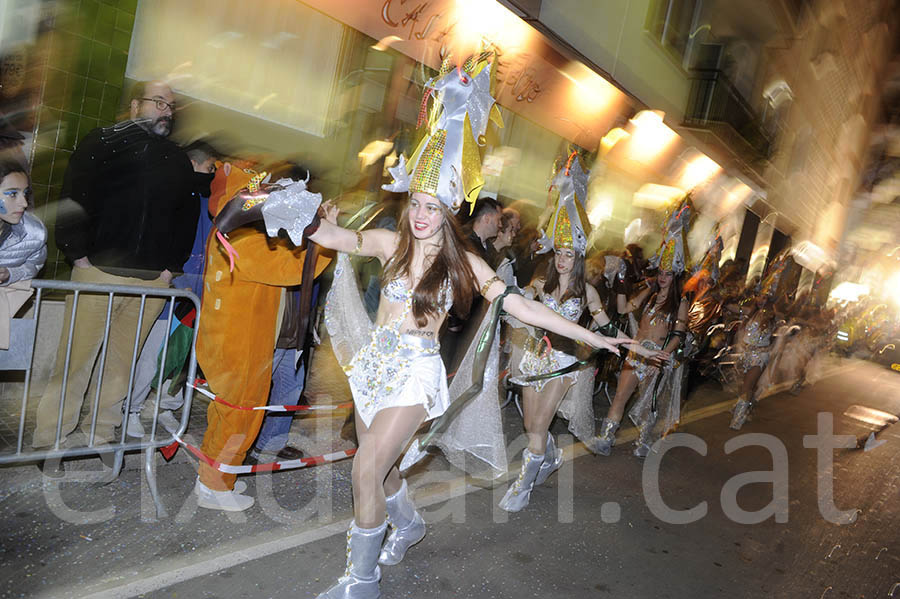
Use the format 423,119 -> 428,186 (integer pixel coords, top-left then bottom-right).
1,357 -> 899,598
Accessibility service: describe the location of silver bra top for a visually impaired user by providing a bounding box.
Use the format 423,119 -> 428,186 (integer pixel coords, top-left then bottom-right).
382,277 -> 453,313
542,294 -> 582,322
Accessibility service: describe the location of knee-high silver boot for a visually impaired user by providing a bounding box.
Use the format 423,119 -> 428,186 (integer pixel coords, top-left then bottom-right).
379,480 -> 425,566
498,449 -> 544,512
317,521 -> 386,599
633,413 -> 657,458
588,418 -> 620,456
535,432 -> 562,486
730,397 -> 751,430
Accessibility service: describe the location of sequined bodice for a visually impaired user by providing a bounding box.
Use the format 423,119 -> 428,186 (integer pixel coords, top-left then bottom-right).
542,294 -> 582,322
742,314 -> 773,347
382,277 -> 453,313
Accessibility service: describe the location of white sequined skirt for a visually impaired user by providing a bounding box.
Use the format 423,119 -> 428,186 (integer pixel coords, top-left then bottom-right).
346,327 -> 450,428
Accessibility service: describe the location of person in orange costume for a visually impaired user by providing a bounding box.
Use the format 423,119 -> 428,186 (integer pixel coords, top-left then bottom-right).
193,163 -> 330,511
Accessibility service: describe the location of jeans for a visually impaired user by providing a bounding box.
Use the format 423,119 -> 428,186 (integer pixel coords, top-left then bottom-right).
253,348 -> 305,454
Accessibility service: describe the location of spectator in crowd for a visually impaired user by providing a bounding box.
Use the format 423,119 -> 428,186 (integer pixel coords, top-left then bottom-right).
125,140 -> 219,437
32,80 -> 197,449
463,196 -> 502,260
0,159 -> 47,350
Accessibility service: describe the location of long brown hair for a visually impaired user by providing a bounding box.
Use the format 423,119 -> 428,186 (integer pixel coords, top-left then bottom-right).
648,271 -> 683,318
543,250 -> 586,304
383,200 -> 477,327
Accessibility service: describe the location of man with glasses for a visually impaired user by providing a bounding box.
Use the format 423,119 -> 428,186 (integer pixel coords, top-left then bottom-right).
33,80 -> 198,453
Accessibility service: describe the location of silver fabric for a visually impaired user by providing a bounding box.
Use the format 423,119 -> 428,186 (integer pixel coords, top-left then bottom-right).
381,154 -> 410,193
591,418 -> 619,456
317,521 -> 386,599
432,309 -> 507,479
539,155 -> 590,255
260,177 -> 322,246
327,254 -> 505,479
509,293 -> 598,446
324,254 -> 374,368
346,329 -> 448,429
498,448 -> 544,512
730,399 -> 751,430
535,432 -> 562,487
0,212 -> 47,286
627,357 -> 684,449
379,480 -> 426,566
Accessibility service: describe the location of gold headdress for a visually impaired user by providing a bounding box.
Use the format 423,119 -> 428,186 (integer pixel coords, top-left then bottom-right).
383,52 -> 503,215
537,151 -> 592,255
649,195 -> 692,274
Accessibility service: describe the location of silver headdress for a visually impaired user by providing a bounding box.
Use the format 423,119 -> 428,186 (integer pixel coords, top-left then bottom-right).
383,53 -> 503,214
537,152 -> 591,255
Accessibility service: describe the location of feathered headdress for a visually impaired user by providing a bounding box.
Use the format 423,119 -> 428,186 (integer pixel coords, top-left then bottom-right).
649,195 -> 692,274
537,151 -> 591,255
383,52 -> 503,215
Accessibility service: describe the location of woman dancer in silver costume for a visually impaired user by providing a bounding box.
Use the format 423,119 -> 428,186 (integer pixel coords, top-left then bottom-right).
501,154 -> 666,511
309,55 -> 631,599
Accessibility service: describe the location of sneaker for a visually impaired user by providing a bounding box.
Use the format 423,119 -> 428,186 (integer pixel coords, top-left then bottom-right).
157,410 -> 180,434
126,412 -> 145,438
194,478 -> 254,512
246,445 -> 305,465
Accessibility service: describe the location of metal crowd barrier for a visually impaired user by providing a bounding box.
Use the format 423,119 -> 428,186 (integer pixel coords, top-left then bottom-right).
0,279 -> 201,519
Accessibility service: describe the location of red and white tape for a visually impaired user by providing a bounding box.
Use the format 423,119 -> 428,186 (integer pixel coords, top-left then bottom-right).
161,433 -> 356,473
189,380 -> 353,412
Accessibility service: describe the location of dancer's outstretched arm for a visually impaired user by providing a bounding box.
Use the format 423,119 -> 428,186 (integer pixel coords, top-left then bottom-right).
469,253 -> 629,355
307,201 -> 397,263
586,284 -> 668,363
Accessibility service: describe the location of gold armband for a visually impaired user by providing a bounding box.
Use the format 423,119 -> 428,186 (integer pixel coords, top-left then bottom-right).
481,275 -> 502,297
351,231 -> 363,255
590,307 -> 605,316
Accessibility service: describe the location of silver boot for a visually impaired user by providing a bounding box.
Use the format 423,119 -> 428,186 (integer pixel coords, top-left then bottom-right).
317,521 -> 386,599
379,480 -> 425,566
589,418 -> 620,456
498,449 -> 544,512
535,432 -> 562,486
633,414 -> 657,458
730,398 -> 751,430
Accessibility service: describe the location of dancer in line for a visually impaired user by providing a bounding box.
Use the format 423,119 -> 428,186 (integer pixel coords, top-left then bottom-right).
502,154 -> 667,511
308,55 -> 631,599
594,198 -> 691,457
729,252 -> 791,430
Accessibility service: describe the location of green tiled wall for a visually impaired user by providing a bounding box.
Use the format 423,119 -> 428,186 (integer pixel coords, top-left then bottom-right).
30,0 -> 137,281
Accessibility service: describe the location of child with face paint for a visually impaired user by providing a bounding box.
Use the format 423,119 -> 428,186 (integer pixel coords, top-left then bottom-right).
0,159 -> 47,350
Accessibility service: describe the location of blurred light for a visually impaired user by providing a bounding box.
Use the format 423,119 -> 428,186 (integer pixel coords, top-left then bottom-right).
253,92 -> 278,111
791,241 -> 828,272
453,0 -> 530,55
587,194 -> 614,226
632,183 -> 684,210
830,281 -> 869,303
560,62 -> 618,115
371,35 -> 402,52
600,127 -> 630,158
358,139 -> 394,170
623,218 -> 643,245
676,151 -> 721,191
885,272 -> 900,302
626,110 -> 677,163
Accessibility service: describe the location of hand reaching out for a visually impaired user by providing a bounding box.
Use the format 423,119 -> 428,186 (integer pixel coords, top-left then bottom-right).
320,199 -> 339,225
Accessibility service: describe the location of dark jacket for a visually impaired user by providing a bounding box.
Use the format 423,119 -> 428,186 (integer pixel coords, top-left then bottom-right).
56,120 -> 197,279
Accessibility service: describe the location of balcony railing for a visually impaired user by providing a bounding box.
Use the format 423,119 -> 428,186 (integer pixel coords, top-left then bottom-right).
683,68 -> 773,163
